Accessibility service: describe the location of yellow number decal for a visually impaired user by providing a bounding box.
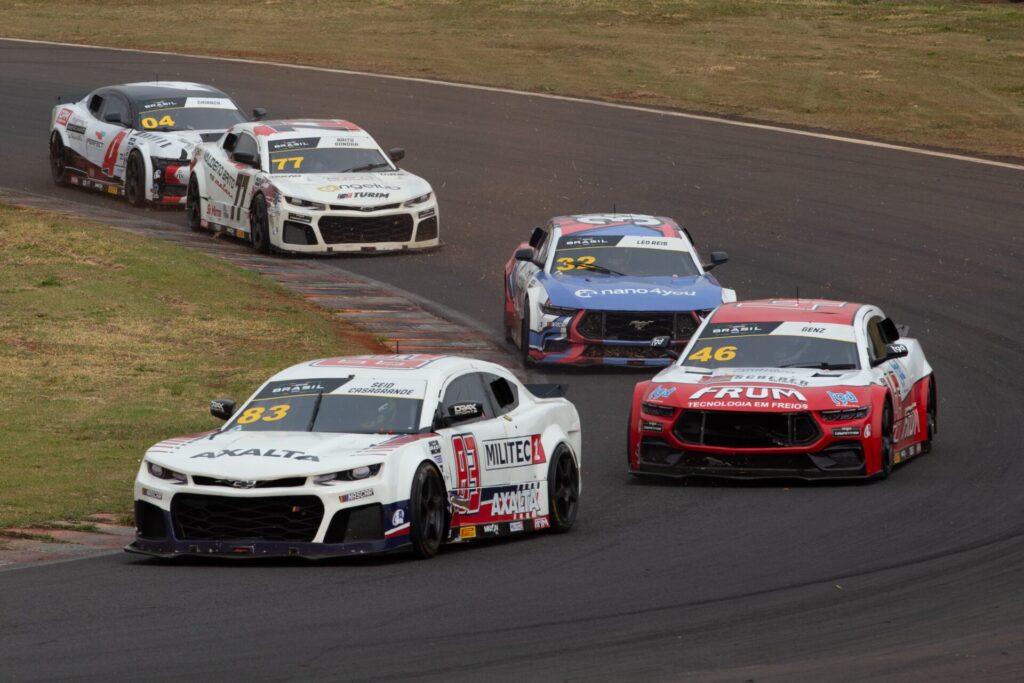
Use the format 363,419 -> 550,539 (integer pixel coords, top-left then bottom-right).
262,404 -> 291,422
687,346 -> 738,362
272,156 -> 304,171
141,117 -> 157,129
555,255 -> 595,271
158,114 -> 175,127
237,407 -> 265,424
687,347 -> 712,362
714,345 -> 737,361
556,257 -> 575,271
576,255 -> 596,269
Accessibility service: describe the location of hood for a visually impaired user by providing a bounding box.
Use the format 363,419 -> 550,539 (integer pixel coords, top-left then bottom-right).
145,430 -> 401,478
142,129 -> 223,157
539,273 -> 723,311
271,171 -> 431,206
644,366 -> 874,412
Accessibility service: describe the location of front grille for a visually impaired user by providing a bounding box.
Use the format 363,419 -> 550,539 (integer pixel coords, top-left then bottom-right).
192,476 -> 307,488
171,494 -> 324,541
577,311 -> 698,341
582,345 -> 668,359
674,411 -> 821,448
318,214 -> 413,244
328,202 -> 401,211
282,221 -> 318,245
415,216 -> 438,241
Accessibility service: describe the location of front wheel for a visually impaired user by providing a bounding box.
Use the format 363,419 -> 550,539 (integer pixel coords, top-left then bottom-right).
877,401 -> 894,479
186,177 -> 203,232
125,151 -> 146,207
409,463 -> 447,559
249,194 -> 271,254
49,132 -> 68,186
547,446 -> 580,533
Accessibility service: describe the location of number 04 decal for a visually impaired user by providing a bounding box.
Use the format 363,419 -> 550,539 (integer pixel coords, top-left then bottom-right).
141,115 -> 175,129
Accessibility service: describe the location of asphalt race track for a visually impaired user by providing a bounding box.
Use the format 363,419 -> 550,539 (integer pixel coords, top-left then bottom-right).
1,40 -> 1023,681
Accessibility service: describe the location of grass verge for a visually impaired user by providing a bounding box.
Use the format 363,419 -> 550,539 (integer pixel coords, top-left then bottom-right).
0,203 -> 374,528
3,1 -> 1024,158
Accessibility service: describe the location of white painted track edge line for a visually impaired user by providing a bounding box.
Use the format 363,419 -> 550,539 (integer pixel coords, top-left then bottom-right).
4,36 -> 1023,172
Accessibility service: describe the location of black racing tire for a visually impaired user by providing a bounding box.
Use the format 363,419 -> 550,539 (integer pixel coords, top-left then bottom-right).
409,462 -> 447,559
49,132 -> 68,186
520,298 -> 534,367
249,194 -> 271,254
186,176 -> 204,232
877,400 -> 894,479
125,151 -> 147,207
923,376 -> 937,454
547,446 -> 580,533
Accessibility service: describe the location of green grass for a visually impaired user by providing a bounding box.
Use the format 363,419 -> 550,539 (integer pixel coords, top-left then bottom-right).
0,203 -> 374,528
3,0 -> 1023,157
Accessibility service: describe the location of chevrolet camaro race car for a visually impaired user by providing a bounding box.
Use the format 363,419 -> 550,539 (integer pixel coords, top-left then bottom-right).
187,119 -> 439,253
127,354 -> 581,560
49,81 -> 254,206
504,214 -> 736,367
628,299 -> 936,480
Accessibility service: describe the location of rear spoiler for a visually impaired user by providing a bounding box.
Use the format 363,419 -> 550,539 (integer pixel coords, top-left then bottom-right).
525,383 -> 568,399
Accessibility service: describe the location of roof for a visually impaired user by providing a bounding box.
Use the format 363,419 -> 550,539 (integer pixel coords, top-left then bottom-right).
270,354 -> 476,381
552,214 -> 683,239
110,81 -> 230,103
236,119 -> 364,138
713,299 -> 864,325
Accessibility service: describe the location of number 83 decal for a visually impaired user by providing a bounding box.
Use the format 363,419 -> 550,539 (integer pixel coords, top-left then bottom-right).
236,404 -> 291,424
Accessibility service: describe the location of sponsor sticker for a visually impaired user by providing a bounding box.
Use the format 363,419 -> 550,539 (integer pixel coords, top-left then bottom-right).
482,435 -> 546,469
268,137 -> 319,152
256,378 -> 350,399
190,448 -> 319,462
429,440 -> 442,456
832,427 -> 861,438
490,485 -> 543,517
459,526 -> 477,539
574,287 -> 695,299
827,390 -> 859,407
510,521 -> 525,533
56,108 -> 73,126
482,523 -> 500,536
311,354 -> 442,370
647,386 -> 677,401
340,488 -> 374,503
532,516 -> 551,530
392,509 -> 406,526
337,380 -> 427,400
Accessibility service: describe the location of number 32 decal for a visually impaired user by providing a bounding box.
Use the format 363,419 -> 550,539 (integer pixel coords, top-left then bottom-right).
556,255 -> 596,271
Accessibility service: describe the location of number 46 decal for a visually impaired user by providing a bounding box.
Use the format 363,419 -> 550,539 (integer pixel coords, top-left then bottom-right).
451,434 -> 481,514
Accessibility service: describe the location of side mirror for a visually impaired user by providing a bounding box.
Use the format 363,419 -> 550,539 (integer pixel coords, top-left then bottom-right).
703,251 -> 729,270
879,317 -> 900,343
103,112 -> 124,125
210,399 -> 236,421
232,151 -> 257,166
251,107 -> 267,121
388,147 -> 405,163
651,336 -> 680,359
514,247 -> 535,262
872,343 -> 909,367
528,226 -> 545,248
447,402 -> 484,424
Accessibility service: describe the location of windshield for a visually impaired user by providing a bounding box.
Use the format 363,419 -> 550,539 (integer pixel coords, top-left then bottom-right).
682,321 -> 861,370
135,100 -> 245,132
267,147 -> 391,174
551,235 -> 699,278
226,377 -> 424,434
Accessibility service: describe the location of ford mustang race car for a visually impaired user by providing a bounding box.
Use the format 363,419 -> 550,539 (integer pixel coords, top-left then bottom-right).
186,119 -> 439,253
49,81 -> 255,206
628,299 -> 936,480
504,214 -> 736,367
127,354 -> 581,560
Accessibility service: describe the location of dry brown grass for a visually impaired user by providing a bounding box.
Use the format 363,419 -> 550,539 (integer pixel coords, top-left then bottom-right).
3,0 -> 1023,157
0,203 -> 373,527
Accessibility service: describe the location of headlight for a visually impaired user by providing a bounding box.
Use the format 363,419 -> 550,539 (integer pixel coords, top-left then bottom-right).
540,303 -> 577,317
820,407 -> 870,421
146,461 -> 187,484
285,196 -> 327,210
313,464 -> 383,485
403,192 -> 432,207
641,402 -> 676,418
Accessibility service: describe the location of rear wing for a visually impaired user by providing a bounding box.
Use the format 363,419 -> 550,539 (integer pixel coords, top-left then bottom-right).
525,383 -> 568,399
